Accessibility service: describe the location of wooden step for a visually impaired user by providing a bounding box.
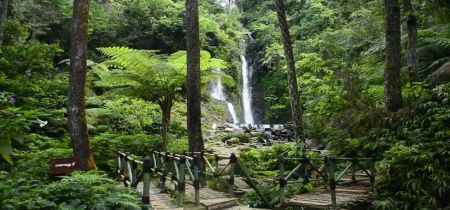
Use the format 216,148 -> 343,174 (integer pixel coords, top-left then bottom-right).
202,198 -> 238,210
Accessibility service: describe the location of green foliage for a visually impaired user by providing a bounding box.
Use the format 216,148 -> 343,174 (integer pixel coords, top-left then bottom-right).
95,47 -> 232,99
0,172 -> 140,210
167,137 -> 189,154
0,41 -> 63,77
91,133 -> 161,172
0,105 -> 42,165
87,97 -> 160,134
239,144 -> 295,177
221,134 -> 250,143
417,23 -> 450,76
240,182 -> 313,208
368,84 -> 450,209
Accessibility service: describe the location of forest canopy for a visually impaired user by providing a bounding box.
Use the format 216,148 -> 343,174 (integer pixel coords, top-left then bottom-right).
0,0 -> 449,209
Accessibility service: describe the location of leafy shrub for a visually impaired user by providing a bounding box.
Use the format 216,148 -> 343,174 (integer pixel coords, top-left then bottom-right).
13,147 -> 72,179
221,134 -> 250,143
207,178 -> 229,192
368,84 -> 450,209
91,133 -> 161,172
0,171 -> 140,209
0,105 -> 42,165
240,182 -> 313,208
239,144 -> 295,176
167,137 -> 189,154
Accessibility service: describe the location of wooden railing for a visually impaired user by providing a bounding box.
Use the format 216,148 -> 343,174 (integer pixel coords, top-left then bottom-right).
117,150 -> 273,209
279,155 -> 375,209
117,150 -> 374,210
117,151 -> 153,210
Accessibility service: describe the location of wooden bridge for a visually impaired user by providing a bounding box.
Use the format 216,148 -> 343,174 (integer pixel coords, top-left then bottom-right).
116,150 -> 375,210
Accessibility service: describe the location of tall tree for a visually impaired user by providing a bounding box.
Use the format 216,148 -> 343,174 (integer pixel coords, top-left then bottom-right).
403,0 -> 418,82
68,0 -> 95,170
94,48 -> 229,152
186,0 -> 203,152
384,0 -> 403,112
0,0 -> 9,45
274,0 -> 304,146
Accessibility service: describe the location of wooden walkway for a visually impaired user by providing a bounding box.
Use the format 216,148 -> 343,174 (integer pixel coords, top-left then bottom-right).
282,185 -> 371,210
134,181 -> 237,210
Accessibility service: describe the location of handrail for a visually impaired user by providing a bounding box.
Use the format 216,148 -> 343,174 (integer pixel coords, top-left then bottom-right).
279,155 -> 375,210
117,149 -> 374,210
117,151 -> 153,210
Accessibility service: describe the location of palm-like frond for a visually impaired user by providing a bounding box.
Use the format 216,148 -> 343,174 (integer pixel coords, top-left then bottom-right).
94,47 -> 233,102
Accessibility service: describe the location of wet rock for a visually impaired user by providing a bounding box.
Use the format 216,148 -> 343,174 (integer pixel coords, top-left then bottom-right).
224,127 -> 234,133
226,137 -> 240,145
430,61 -> 450,87
250,132 -> 259,137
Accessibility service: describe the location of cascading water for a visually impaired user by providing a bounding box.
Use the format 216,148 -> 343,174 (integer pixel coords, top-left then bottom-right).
209,80 -> 239,124
216,0 -> 255,125
240,55 -> 255,124
215,0 -> 234,13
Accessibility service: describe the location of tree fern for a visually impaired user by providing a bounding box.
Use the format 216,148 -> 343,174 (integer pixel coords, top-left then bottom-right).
94,47 -> 232,151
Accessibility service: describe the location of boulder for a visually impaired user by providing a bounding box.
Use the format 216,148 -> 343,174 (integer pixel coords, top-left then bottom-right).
430,61 -> 450,87
264,130 -> 273,136
250,132 -> 260,137
224,127 -> 234,133
225,137 -> 240,145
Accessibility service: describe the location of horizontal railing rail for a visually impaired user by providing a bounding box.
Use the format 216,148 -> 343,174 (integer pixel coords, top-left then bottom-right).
279,155 -> 375,210
117,150 -> 374,210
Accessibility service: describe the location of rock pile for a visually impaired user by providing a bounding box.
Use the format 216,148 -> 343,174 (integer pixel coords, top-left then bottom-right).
211,123 -> 296,146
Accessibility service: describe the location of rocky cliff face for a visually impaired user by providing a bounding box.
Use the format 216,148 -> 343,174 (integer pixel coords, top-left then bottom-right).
430,61 -> 450,87
248,56 -> 266,124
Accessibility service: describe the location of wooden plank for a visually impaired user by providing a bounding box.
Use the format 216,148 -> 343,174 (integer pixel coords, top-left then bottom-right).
285,191 -> 369,209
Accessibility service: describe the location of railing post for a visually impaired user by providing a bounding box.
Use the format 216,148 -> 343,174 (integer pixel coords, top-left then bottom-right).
178,156 -> 186,207
160,153 -> 169,189
228,153 -> 237,195
351,158 -> 357,183
151,151 -> 157,171
199,151 -> 206,186
328,156 -> 337,210
142,156 -> 152,210
214,154 -> 219,178
132,161 -> 138,188
124,153 -> 130,187
279,154 -> 286,206
302,157 -> 310,184
370,158 -> 375,192
193,155 -> 200,205
117,152 -> 122,181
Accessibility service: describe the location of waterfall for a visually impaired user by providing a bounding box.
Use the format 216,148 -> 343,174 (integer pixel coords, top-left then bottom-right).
226,102 -> 238,124
215,0 -> 234,13
209,80 -> 239,124
240,55 -> 255,124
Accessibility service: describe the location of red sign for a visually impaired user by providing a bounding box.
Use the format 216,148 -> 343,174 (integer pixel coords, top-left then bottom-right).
50,158 -> 81,175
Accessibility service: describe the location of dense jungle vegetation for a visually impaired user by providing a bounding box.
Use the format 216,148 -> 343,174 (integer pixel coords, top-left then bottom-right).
0,0 -> 449,209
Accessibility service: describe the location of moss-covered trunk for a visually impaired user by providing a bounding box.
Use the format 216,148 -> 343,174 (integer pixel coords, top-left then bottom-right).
384,0 -> 403,112
186,0 -> 204,152
68,0 -> 96,171
403,0 -> 418,82
275,0 -> 304,144
159,99 -> 173,152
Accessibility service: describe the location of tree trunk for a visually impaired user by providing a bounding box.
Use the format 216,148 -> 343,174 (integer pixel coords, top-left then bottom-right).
186,0 -> 203,153
0,0 -> 10,46
274,0 -> 304,143
159,99 -> 173,152
68,0 -> 95,171
403,0 -> 418,82
384,0 -> 403,112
